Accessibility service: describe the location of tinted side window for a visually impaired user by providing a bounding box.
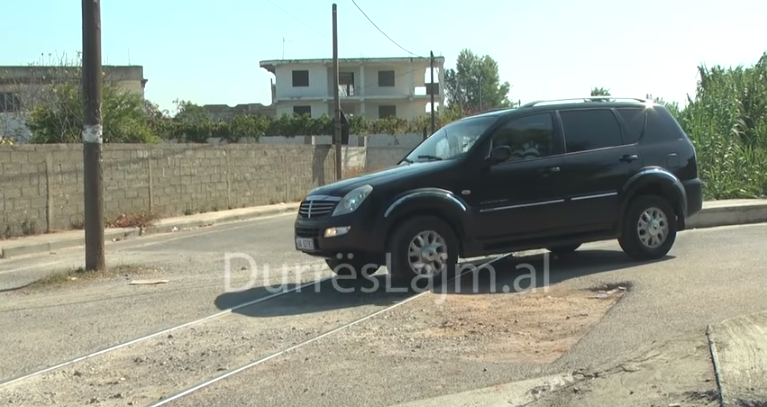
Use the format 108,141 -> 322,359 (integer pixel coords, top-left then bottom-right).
491,113 -> 555,162
615,108 -> 646,144
645,106 -> 687,142
559,109 -> 622,153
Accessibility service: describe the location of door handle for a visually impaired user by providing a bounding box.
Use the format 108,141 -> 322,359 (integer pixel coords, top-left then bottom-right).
620,154 -> 639,162
540,166 -> 560,173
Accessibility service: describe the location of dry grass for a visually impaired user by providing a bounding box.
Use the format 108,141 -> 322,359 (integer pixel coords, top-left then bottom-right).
343,165 -> 389,179
106,211 -> 160,229
70,211 -> 160,230
21,264 -> 159,291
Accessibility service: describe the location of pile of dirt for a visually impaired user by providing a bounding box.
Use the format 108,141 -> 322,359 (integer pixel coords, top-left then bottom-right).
348,284 -> 627,364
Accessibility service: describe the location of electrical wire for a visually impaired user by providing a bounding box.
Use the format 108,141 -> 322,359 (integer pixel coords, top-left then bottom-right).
265,0 -> 363,57
349,0 -> 423,58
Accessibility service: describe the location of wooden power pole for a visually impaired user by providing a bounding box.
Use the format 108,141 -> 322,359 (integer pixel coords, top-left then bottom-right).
332,3 -> 342,181
81,0 -> 105,271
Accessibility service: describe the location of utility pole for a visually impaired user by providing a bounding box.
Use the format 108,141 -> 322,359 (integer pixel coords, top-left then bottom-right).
429,51 -> 435,135
81,0 -> 105,271
332,4 -> 342,181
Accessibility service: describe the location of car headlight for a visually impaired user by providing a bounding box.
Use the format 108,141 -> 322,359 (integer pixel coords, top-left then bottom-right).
332,184 -> 373,217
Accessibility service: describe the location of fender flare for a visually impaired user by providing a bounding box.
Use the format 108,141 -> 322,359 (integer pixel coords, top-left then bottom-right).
620,167 -> 688,230
381,188 -> 469,246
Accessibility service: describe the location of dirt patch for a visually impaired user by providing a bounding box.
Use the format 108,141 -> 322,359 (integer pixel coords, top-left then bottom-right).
345,284 -> 627,364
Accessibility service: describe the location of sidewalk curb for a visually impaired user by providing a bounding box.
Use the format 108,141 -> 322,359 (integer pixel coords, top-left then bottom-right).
686,201 -> 767,229
142,203 -> 300,235
0,203 -> 300,259
1,200 -> 765,260
706,312 -> 767,407
706,324 -> 726,407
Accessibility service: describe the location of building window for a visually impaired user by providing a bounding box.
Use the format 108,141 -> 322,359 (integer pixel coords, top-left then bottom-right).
292,70 -> 309,87
293,105 -> 311,116
339,72 -> 355,97
0,93 -> 22,112
379,105 -> 396,118
378,70 -> 395,87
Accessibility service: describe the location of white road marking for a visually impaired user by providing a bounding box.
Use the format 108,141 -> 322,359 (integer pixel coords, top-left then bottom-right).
0,274 -> 334,389
145,253 -> 514,407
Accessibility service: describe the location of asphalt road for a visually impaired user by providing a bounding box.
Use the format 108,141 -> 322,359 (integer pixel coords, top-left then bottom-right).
1,215 -> 766,406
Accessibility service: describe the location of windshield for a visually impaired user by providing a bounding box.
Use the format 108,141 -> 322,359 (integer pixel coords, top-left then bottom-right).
401,116 -> 498,163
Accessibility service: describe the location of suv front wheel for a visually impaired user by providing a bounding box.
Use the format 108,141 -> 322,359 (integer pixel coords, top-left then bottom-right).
619,194 -> 678,260
387,215 -> 459,285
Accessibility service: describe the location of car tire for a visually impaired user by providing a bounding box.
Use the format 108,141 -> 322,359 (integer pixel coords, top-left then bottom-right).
547,243 -> 581,255
387,215 -> 459,288
618,194 -> 677,261
325,256 -> 380,278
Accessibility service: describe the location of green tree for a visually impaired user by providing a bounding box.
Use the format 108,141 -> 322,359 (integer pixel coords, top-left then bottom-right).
443,49 -> 512,115
590,86 -> 611,96
27,81 -> 158,144
228,114 -> 270,142
169,100 -> 216,143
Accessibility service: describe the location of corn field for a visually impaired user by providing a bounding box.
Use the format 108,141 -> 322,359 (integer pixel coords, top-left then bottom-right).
669,52 -> 767,200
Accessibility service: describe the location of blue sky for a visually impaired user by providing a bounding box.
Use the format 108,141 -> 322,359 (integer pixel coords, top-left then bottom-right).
3,0 -> 766,114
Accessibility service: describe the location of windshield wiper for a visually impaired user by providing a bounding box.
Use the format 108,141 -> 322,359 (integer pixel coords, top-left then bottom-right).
417,155 -> 443,161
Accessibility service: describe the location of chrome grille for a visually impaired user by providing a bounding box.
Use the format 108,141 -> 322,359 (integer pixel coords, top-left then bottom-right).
298,197 -> 339,219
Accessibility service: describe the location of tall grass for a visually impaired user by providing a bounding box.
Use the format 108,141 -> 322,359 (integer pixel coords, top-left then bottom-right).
669,52 -> 767,200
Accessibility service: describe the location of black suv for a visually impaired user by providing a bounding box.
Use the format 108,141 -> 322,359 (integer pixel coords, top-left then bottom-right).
294,97 -> 703,281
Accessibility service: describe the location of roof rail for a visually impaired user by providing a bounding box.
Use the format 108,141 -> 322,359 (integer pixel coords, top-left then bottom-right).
521,97 -> 649,108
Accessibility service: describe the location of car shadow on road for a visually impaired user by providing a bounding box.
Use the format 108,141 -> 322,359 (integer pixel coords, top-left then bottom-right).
438,249 -> 674,296
215,250 -> 673,318
214,257 -> 499,318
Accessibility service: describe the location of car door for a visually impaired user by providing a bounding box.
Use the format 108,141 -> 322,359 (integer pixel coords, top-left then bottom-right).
471,112 -> 568,242
556,107 -> 644,231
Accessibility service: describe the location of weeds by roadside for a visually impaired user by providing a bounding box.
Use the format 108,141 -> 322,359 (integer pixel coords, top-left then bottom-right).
106,211 -> 160,229
70,211 -> 160,231
18,264 -> 159,291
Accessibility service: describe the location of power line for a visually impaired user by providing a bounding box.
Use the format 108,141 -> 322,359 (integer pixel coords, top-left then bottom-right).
265,0 -> 362,56
349,0 -> 422,58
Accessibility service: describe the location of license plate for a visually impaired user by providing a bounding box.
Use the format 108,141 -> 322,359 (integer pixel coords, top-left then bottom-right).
295,237 -> 315,250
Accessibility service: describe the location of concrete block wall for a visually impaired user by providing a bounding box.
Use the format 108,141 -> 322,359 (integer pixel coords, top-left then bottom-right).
160,134 -> 426,149
365,146 -> 412,168
256,134 -> 423,148
0,144 -> 339,238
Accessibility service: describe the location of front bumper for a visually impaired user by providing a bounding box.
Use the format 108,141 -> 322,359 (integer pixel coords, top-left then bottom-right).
294,214 -> 385,258
682,177 -> 703,217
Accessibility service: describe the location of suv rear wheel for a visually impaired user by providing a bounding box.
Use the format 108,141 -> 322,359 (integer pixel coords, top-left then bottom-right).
387,215 -> 459,285
619,194 -> 677,260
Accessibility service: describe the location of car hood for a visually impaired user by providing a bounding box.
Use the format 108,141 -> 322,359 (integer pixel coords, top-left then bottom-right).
307,160 -> 452,196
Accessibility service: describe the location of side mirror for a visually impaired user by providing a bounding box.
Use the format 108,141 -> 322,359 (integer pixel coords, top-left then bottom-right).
488,145 -> 512,164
